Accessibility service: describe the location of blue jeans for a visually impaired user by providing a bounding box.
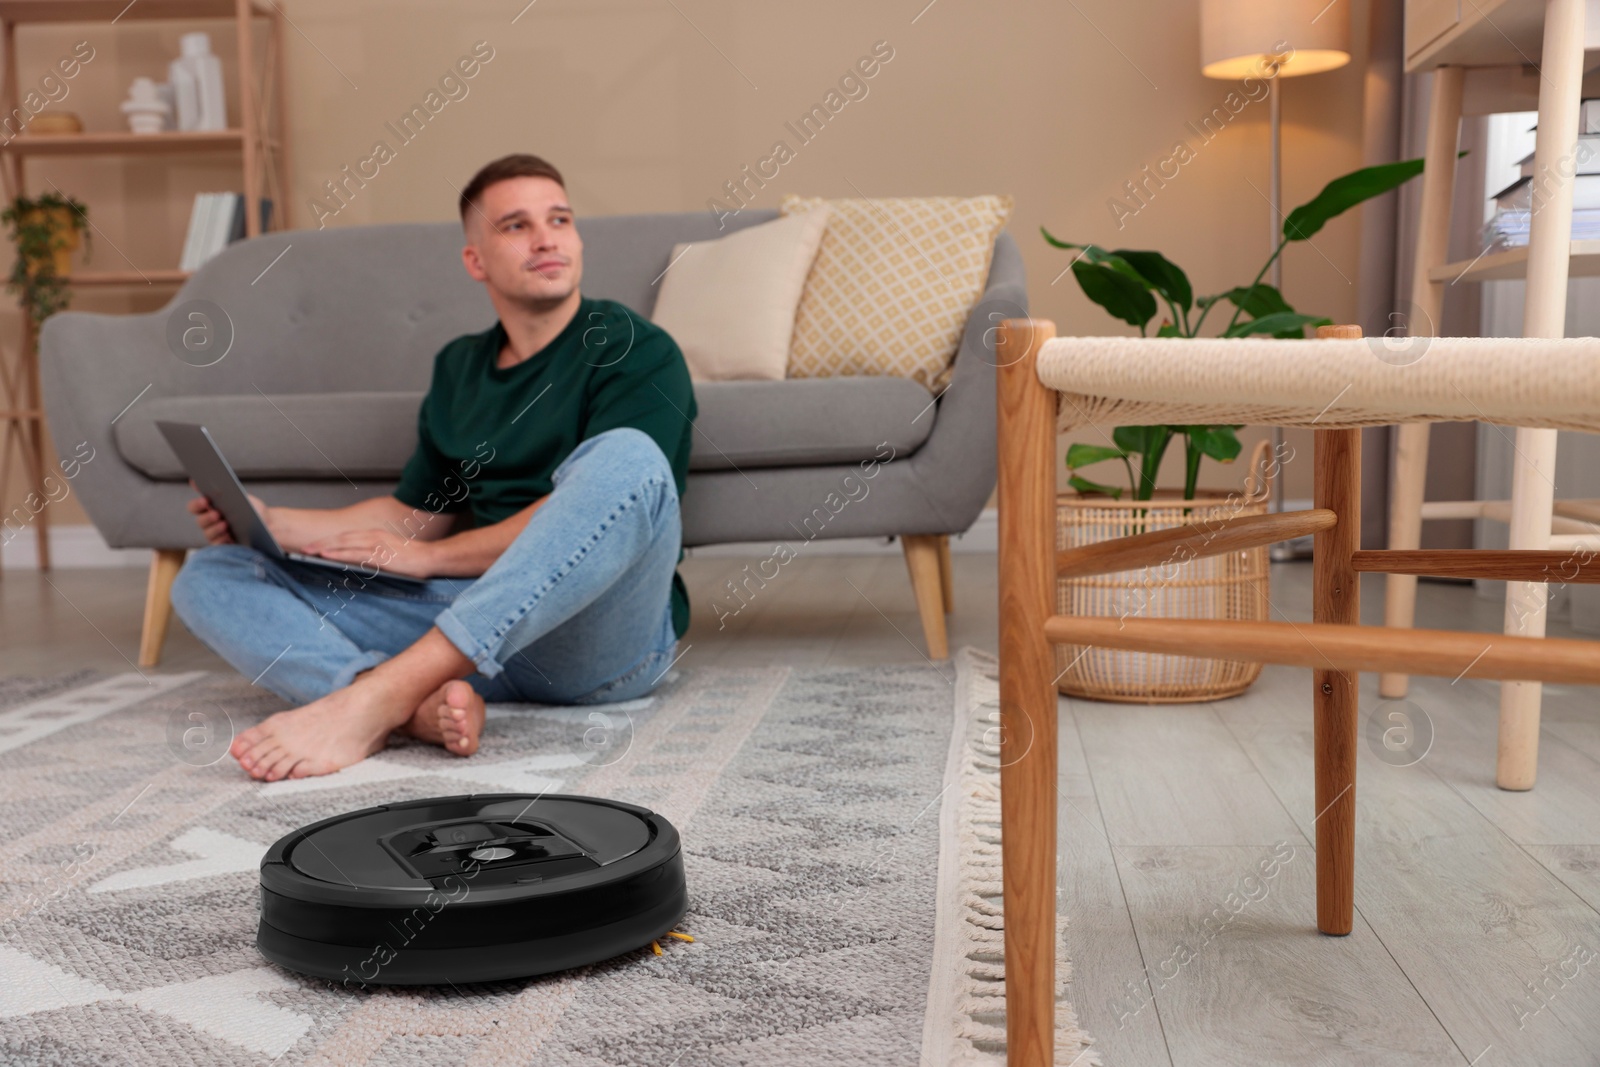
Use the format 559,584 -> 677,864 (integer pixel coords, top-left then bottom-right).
170,427 -> 682,706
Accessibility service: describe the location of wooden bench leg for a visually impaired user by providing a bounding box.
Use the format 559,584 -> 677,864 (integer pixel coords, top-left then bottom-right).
901,534 -> 950,660
1314,429 -> 1360,936
996,319 -> 1058,1066
139,549 -> 187,668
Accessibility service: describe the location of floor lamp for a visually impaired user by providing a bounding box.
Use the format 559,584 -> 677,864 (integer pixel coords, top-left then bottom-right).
1200,0 -> 1351,558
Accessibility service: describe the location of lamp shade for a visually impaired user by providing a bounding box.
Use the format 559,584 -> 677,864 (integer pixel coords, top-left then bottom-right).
1199,0 -> 1351,79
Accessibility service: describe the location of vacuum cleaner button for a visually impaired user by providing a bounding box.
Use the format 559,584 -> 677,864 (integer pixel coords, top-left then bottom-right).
467,846 -> 516,862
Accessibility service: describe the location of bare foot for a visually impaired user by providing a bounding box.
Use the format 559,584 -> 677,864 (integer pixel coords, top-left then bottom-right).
230,674 -> 415,781
405,679 -> 485,756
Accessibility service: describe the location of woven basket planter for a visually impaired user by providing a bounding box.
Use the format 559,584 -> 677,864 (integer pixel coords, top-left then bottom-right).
1053,448 -> 1272,703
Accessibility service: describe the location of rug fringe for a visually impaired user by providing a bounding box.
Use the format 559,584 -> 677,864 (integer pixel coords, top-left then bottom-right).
929,647 -> 1100,1067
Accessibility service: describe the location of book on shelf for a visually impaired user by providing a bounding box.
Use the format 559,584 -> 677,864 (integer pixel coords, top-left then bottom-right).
1490,173 -> 1600,213
1485,114 -> 1600,249
1483,208 -> 1600,249
178,192 -> 271,271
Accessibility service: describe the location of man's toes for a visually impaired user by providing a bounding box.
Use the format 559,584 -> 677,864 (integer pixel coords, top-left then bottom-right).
231,725 -> 265,759
238,733 -> 280,772
403,684 -> 451,744
244,743 -> 284,780
437,707 -> 476,756
437,704 -> 463,738
260,748 -> 301,782
236,739 -> 269,773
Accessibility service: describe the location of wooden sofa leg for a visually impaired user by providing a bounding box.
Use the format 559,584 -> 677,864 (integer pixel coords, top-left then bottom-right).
139,549 -> 187,668
1313,428 -> 1360,936
901,535 -> 950,659
935,534 -> 954,614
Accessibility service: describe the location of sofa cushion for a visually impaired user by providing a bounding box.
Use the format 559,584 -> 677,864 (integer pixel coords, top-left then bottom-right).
114,392 -> 425,481
115,376 -> 935,481
652,208 -> 829,382
688,376 -> 934,470
780,194 -> 1013,392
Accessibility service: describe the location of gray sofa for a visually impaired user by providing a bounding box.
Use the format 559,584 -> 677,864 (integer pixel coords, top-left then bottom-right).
40,210 -> 1025,666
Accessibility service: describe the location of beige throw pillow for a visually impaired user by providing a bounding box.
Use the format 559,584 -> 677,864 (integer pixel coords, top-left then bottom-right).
780,194 -> 1013,391
651,208 -> 830,382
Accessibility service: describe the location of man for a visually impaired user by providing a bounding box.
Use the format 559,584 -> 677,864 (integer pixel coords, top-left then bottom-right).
171,154 -> 696,781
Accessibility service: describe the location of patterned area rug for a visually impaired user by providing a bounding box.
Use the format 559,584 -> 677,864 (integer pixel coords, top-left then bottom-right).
0,649 -> 1095,1066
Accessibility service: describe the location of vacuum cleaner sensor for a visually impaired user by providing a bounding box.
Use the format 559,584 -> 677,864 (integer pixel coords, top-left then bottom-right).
256,793 -> 687,986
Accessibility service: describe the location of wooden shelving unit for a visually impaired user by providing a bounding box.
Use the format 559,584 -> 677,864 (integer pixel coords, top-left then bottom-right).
0,0 -> 288,572
65,269 -> 191,287
1430,239 -> 1600,284
1391,0 -> 1594,789
0,1 -> 269,19
4,129 -> 251,156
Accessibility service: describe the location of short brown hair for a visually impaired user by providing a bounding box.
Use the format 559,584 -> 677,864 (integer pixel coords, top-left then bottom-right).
458,154 -> 565,221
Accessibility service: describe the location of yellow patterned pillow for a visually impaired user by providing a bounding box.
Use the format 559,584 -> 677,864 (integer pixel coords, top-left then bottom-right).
780,194 -> 1013,391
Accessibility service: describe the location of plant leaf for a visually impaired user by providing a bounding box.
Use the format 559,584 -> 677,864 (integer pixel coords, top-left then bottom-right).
1282,155 -> 1449,242
1111,249 -> 1193,312
1040,226 -> 1079,251
1223,283 -> 1293,318
1222,312 -> 1332,339
1112,425 -> 1156,455
1069,474 -> 1123,499
1184,425 -> 1243,463
1071,260 -> 1157,330
1066,443 -> 1129,469
1041,231 -> 1165,291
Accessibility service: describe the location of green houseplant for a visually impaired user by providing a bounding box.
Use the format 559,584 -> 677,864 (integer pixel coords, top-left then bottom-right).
4,191 -> 90,323
1044,156 -> 1433,500
1040,157 -> 1434,703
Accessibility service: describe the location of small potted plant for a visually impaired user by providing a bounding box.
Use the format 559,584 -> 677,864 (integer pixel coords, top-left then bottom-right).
1043,158 -> 1429,702
4,191 -> 91,322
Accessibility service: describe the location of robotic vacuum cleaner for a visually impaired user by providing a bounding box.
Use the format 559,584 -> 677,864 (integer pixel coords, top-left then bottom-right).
256,793 -> 687,986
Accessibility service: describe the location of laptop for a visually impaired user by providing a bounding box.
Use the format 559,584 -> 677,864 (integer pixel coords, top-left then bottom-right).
157,420 -> 427,586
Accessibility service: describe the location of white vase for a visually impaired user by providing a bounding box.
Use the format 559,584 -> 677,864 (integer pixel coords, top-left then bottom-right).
120,76 -> 171,135
168,32 -> 227,131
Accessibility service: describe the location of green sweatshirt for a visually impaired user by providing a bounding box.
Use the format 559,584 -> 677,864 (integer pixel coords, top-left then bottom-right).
392,296 -> 696,638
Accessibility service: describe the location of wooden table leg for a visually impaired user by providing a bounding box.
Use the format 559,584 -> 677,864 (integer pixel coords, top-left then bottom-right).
1382,63 -> 1462,701
1314,428 -> 1360,936
1496,0 -> 1586,791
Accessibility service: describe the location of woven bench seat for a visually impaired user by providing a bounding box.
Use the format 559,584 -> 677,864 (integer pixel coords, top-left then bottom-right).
1035,335 -> 1600,433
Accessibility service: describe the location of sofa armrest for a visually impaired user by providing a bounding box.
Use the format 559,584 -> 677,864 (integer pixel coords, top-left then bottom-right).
39,304 -> 185,548
900,230 -> 1027,534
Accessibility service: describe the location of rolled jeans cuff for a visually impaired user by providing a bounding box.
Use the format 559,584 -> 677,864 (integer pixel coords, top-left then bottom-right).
434,607 -> 507,680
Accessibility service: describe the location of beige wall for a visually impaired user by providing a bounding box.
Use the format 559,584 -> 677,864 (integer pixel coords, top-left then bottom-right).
6,0 -> 1372,533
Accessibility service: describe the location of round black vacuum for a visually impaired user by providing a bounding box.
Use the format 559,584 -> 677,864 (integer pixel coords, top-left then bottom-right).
256,793 -> 687,986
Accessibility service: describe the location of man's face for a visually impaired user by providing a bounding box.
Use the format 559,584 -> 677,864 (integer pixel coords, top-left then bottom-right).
461,176 -> 583,309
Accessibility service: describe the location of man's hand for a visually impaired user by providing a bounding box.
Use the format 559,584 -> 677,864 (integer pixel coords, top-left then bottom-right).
301,528 -> 437,579
187,482 -> 268,546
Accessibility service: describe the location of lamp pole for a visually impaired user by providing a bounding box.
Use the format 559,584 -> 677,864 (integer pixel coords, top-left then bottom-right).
1267,78 -> 1302,560
1198,0 -> 1352,561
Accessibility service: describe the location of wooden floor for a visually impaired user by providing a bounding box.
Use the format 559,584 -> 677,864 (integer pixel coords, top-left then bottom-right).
5,551 -> 1599,1066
